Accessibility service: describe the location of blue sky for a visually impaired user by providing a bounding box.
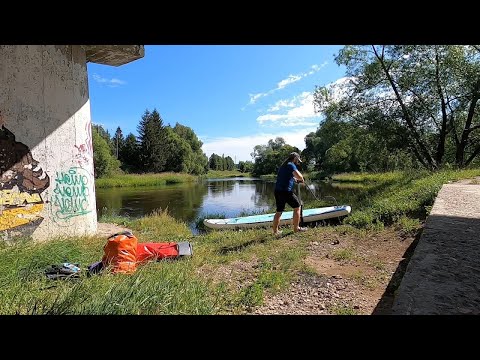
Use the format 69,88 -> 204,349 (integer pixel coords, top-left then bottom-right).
87,45 -> 346,162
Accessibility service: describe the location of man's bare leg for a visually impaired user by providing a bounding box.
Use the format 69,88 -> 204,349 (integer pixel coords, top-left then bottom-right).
273,212 -> 283,235
293,207 -> 301,232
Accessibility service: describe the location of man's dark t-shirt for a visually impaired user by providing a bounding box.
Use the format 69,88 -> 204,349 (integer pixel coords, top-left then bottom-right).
275,162 -> 297,192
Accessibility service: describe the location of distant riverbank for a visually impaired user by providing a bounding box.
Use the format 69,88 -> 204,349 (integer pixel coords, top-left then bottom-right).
95,170 -> 251,189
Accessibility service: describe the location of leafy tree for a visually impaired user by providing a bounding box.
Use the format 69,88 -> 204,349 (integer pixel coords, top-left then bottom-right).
93,125 -> 115,155
251,138 -> 300,176
314,45 -> 480,169
268,137 -> 286,151
224,156 -> 235,170
191,151 -> 209,175
92,126 -> 121,178
143,124 -> 207,175
238,160 -> 253,173
170,123 -> 208,174
173,123 -> 203,152
209,153 -> 223,170
163,127 -> 192,172
304,106 -> 416,175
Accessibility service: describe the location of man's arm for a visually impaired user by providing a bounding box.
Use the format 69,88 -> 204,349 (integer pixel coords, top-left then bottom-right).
293,169 -> 304,183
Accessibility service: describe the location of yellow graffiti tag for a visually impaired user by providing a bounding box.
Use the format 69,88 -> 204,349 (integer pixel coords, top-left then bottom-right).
0,204 -> 44,230
0,190 -> 42,206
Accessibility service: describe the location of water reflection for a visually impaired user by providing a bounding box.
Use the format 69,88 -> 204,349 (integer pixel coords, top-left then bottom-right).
201,178 -> 274,217
96,182 -> 208,224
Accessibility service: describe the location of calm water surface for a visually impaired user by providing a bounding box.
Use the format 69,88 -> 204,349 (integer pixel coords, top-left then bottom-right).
96,177 -> 362,233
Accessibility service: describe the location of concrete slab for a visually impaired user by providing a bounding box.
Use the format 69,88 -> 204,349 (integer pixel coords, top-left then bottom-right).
392,182 -> 480,315
84,45 -> 144,66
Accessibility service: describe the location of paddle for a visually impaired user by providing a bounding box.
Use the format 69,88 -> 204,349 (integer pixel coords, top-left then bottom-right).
303,179 -> 338,206
297,180 -> 305,227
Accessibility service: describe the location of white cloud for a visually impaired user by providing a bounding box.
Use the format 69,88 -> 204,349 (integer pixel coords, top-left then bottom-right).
245,62 -> 327,107
201,127 -> 318,163
277,74 -> 302,89
92,73 -> 127,87
267,99 -> 296,112
247,92 -> 267,105
110,78 -> 126,85
257,91 -> 321,127
308,64 -> 322,74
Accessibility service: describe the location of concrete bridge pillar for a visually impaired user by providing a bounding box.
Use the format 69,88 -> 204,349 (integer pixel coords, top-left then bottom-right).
0,45 -> 144,241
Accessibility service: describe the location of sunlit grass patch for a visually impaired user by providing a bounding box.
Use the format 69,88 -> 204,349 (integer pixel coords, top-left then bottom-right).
332,171 -> 410,183
394,216 -> 421,235
371,259 -> 386,271
330,304 -> 358,315
131,209 -> 191,241
0,235 -> 219,314
331,248 -> 356,262
202,170 -> 251,179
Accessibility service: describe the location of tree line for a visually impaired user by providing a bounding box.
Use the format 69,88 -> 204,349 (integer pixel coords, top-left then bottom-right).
92,109 -> 251,178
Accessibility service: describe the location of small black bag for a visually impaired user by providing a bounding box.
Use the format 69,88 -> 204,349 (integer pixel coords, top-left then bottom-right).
86,261 -> 104,277
45,263 -> 81,280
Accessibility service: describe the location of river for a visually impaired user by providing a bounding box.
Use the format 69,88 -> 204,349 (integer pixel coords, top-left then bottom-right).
96,177 -> 362,233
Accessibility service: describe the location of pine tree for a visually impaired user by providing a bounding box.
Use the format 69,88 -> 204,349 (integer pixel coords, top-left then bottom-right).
114,126 -> 124,159
137,109 -> 167,173
120,133 -> 140,172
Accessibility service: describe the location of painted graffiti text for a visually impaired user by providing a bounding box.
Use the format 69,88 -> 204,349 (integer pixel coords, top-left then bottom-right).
0,190 -> 42,206
52,167 -> 92,220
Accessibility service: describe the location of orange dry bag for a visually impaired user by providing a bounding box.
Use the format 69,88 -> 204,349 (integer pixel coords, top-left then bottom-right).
136,241 -> 194,264
102,231 -> 138,274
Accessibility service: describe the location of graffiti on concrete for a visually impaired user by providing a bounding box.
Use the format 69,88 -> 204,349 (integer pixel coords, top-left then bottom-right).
0,125 -> 50,231
86,120 -> 93,156
51,121 -> 94,225
74,143 -> 90,167
73,121 -> 94,169
51,167 -> 92,221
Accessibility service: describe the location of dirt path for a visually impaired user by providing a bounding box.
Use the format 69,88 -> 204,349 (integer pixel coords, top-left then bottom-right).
250,227 -> 417,315
251,176 -> 480,315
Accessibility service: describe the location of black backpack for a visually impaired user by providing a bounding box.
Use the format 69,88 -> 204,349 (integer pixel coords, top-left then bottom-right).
44,263 -> 81,280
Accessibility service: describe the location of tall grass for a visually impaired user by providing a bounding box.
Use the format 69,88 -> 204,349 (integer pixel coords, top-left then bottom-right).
0,223 -> 216,314
0,208 -> 310,314
332,171 -> 419,183
95,173 -> 196,189
344,169 -> 480,228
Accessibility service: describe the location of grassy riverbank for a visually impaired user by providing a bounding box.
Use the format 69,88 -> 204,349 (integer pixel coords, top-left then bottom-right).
337,169 -> 480,229
95,171 -> 251,189
201,170 -> 251,179
95,173 -> 197,188
1,169 -> 478,314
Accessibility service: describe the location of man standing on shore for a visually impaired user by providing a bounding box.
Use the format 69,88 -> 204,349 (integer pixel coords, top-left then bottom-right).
272,152 -> 308,235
